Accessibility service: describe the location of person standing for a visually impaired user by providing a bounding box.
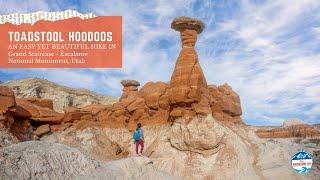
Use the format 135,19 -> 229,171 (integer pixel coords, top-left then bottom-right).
133,123 -> 144,156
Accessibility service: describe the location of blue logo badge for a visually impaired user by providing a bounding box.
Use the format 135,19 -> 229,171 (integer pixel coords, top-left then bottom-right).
291,151 -> 313,174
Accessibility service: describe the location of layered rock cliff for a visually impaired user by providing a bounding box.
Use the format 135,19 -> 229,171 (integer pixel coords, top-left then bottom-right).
256,119 -> 320,138
2,78 -> 117,113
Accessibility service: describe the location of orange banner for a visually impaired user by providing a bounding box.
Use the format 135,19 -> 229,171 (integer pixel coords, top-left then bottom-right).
0,16 -> 122,68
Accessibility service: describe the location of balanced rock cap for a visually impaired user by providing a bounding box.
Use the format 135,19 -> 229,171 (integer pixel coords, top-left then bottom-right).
171,16 -> 205,34
121,80 -> 140,87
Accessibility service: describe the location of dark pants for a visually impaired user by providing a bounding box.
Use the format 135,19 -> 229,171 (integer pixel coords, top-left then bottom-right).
135,139 -> 144,154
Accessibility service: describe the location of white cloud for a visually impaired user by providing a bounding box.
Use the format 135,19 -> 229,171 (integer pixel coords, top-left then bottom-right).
84,0 -> 189,85
306,105 -> 320,119
201,0 -> 320,124
0,0 -> 52,14
313,27 -> 320,40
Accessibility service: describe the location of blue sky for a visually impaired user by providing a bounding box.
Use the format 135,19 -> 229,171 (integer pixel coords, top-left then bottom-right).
0,0 -> 319,126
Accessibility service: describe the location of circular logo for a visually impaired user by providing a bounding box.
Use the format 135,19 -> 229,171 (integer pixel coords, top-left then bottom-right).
291,151 -> 313,174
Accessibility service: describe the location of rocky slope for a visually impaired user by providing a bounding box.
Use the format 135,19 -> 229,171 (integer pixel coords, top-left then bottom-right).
41,116 -> 320,179
0,141 -> 175,180
2,78 -> 117,113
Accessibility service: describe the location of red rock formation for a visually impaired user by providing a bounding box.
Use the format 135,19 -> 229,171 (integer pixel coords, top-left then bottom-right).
0,86 -> 66,141
34,124 -> 51,138
138,82 -> 170,126
44,17 -> 244,131
120,80 -> 140,100
0,86 -> 34,141
139,82 -> 169,110
63,107 -> 93,123
92,80 -> 170,130
0,86 -> 15,129
208,84 -> 243,123
9,119 -> 32,141
23,98 -> 54,110
81,104 -> 112,115
16,99 -> 64,125
168,17 -> 211,118
11,105 -> 32,119
0,86 -> 15,113
256,124 -> 320,138
1,16 -> 247,140
53,80 -> 167,131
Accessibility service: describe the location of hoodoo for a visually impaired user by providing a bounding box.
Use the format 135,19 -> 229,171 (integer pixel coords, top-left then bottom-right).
168,17 -> 212,118
1,16 -> 246,139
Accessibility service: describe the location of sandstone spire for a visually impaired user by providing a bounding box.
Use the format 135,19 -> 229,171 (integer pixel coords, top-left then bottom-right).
168,17 -> 211,118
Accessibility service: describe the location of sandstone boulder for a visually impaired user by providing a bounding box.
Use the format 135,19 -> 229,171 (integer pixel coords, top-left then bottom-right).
34,124 -> 51,137
120,80 -> 140,100
170,108 -> 183,118
24,98 -> 54,110
126,98 -> 146,113
10,105 -> 32,119
0,86 -> 16,129
50,123 -> 72,132
16,99 -> 64,125
81,104 -> 112,115
169,115 -> 225,156
121,80 -> 140,87
171,16 -> 205,34
208,84 -> 243,123
0,87 -> 33,141
116,80 -> 171,130
139,82 -> 168,110
63,107 -> 93,123
0,86 -> 15,113
209,84 -> 242,116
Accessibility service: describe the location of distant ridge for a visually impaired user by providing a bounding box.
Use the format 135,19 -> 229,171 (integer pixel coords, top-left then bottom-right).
1,78 -> 117,113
